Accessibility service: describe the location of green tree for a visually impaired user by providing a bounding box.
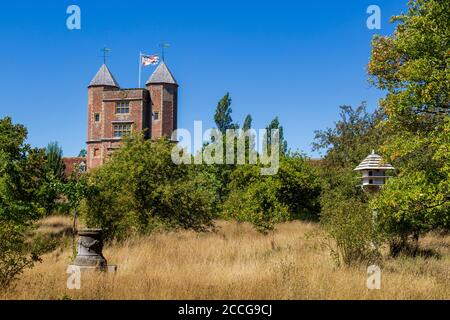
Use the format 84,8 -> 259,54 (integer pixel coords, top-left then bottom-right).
81,135 -> 216,240
214,93 -> 237,134
223,154 -> 321,233
78,149 -> 87,157
368,0 -> 450,251
313,104 -> 386,264
46,142 -> 65,180
321,195 -> 381,266
40,142 -> 66,215
0,117 -> 49,289
368,0 -> 449,128
313,103 -> 386,171
243,114 -> 252,131
263,117 -> 288,155
208,93 -> 240,203
239,114 -> 257,165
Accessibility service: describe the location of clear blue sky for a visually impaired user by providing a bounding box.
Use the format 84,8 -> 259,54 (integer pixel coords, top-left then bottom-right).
0,0 -> 407,157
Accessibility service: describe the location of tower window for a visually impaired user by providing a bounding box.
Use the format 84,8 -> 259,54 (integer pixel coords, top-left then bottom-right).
94,113 -> 100,122
153,112 -> 159,120
116,101 -> 130,114
113,123 -> 132,137
369,171 -> 373,176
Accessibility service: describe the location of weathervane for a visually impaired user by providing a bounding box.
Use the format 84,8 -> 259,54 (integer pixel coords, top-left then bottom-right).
159,42 -> 170,61
101,47 -> 112,64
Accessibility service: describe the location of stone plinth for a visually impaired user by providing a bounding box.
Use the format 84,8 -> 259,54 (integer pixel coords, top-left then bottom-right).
73,228 -> 108,271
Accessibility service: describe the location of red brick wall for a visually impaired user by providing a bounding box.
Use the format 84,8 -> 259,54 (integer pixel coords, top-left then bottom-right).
87,83 -> 177,171
148,84 -> 162,138
87,142 -> 103,169
63,157 -> 86,178
87,86 -> 109,170
162,84 -> 178,138
87,86 -> 105,142
148,83 -> 178,139
87,88 -> 150,171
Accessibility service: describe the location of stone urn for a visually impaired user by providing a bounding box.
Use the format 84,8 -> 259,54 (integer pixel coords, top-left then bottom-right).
73,229 -> 107,270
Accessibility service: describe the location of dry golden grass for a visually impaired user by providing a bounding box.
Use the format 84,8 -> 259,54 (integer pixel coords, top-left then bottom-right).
1,219 -> 449,300
35,215 -> 77,236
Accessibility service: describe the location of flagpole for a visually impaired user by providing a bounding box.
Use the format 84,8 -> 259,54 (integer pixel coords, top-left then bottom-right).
138,52 -> 142,88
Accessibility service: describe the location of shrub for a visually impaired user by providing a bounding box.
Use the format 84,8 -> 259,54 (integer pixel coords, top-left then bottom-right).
81,135 -> 216,240
0,117 -> 50,289
226,176 -> 290,234
0,222 -> 53,289
370,171 -> 449,256
223,154 -> 321,233
320,191 -> 382,266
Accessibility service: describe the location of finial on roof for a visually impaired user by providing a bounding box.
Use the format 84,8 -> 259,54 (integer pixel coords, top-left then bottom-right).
89,64 -> 120,88
146,61 -> 177,85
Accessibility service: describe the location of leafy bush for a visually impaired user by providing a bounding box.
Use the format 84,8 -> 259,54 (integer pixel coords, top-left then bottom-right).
81,135 -> 216,240
0,222 -> 53,289
367,0 -> 450,252
0,117 -> 50,289
312,104 -> 387,265
321,192 -> 381,266
276,155 -> 321,220
225,174 -> 290,234
370,171 -> 449,256
223,155 -> 321,233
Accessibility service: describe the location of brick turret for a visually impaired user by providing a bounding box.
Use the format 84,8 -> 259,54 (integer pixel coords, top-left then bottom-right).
146,61 -> 178,139
86,61 -> 179,171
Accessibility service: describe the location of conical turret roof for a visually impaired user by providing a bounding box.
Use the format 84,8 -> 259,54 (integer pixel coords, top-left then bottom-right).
146,61 -> 177,85
354,150 -> 395,171
89,64 -> 120,87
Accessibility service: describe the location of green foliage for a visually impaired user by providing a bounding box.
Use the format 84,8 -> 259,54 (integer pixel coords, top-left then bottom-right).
276,155 -> 321,220
313,105 -> 386,264
321,194 -> 381,266
367,0 -> 450,250
0,117 -> 49,289
38,142 -> 66,215
313,103 -> 386,215
243,114 -> 252,131
214,93 -> 238,134
0,117 -> 47,224
61,175 -> 92,212
233,177 -> 290,234
368,0 -> 449,127
81,135 -> 216,240
223,155 -> 321,233
313,103 -> 386,171
371,171 -> 449,242
207,93 -> 251,203
0,221 -> 55,289
45,142 -> 65,181
263,117 -> 288,155
78,149 -> 87,157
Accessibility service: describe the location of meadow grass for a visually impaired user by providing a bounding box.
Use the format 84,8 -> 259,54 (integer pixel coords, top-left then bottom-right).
1,218 -> 449,300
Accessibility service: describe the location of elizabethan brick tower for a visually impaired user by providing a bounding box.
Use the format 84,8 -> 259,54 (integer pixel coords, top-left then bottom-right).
87,62 -> 178,170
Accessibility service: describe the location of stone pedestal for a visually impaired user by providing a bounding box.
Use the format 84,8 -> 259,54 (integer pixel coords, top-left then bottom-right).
73,229 -> 110,271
